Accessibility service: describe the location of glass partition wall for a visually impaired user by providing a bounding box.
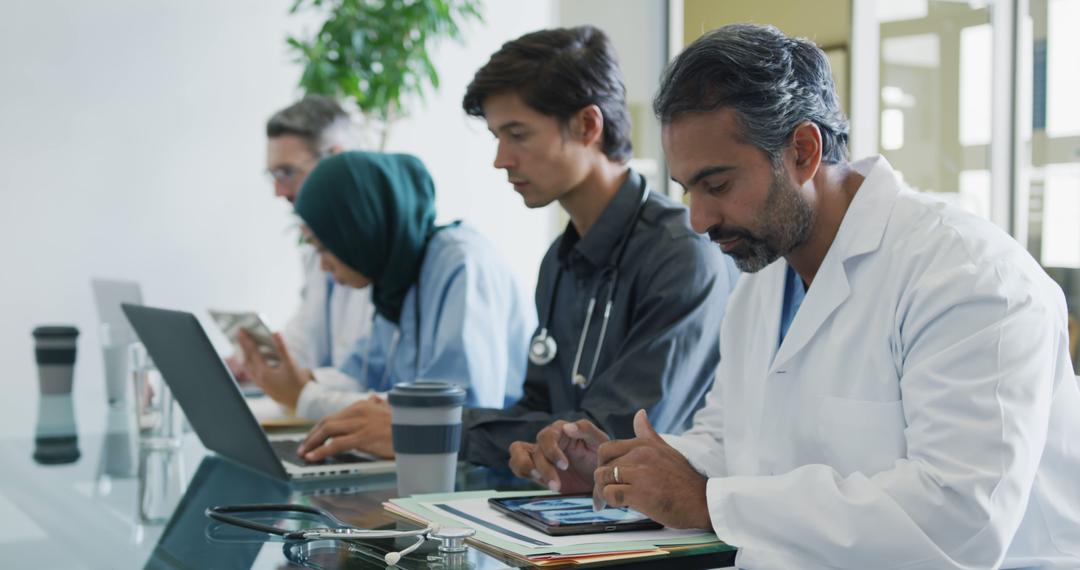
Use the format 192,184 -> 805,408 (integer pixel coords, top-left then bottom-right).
873,0 -> 1079,372
1024,0 -> 1080,370
878,0 -> 994,218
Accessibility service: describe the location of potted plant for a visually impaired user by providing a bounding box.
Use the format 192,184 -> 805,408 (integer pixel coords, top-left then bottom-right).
287,0 -> 484,149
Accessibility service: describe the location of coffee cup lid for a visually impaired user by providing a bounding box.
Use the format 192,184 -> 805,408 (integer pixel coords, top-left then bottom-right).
388,382 -> 466,408
33,326 -> 80,338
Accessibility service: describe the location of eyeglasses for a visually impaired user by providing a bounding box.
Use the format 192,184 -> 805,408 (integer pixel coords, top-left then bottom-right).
265,155 -> 322,185
266,163 -> 310,185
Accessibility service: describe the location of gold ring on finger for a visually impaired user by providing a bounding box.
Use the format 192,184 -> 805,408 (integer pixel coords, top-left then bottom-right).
613,465 -> 621,484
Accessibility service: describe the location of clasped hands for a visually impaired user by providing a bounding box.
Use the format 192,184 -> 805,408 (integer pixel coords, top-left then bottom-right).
508,409 -> 712,530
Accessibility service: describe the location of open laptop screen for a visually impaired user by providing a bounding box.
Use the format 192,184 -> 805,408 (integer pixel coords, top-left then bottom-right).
91,279 -> 143,345
122,304 -> 288,480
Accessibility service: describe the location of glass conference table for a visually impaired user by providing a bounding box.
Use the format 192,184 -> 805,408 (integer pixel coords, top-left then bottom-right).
1,397 -> 736,569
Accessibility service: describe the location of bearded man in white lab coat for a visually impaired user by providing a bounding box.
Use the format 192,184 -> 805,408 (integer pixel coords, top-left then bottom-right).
507,23 -> 1080,570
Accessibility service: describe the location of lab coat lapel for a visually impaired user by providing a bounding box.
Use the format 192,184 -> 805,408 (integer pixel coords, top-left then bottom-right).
768,253 -> 850,372
769,157 -> 901,373
758,260 -> 788,367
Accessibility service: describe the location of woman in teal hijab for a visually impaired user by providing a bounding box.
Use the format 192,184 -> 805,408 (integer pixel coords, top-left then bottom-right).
241,151 -> 534,458
297,151 -> 435,325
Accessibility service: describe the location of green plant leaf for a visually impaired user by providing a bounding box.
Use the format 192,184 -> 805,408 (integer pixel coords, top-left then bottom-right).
287,0 -> 483,126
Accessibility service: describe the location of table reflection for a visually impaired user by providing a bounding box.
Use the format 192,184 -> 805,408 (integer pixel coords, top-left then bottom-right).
146,456 -> 524,570
96,403 -> 137,495
146,455 -> 290,568
34,393 -> 80,465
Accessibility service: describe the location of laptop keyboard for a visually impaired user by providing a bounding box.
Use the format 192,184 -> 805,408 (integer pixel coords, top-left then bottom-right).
270,439 -> 375,467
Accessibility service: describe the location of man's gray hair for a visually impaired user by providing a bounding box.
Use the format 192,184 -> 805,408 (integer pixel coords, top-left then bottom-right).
653,23 -> 849,164
266,95 -> 358,155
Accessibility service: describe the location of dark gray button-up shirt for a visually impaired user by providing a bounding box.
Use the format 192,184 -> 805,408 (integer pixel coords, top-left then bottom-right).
461,171 -> 740,467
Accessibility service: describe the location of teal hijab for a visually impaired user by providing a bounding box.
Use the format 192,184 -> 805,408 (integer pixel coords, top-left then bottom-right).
295,151 -> 437,324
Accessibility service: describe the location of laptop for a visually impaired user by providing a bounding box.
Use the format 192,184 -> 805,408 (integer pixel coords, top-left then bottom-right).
91,278 -> 143,345
121,303 -> 396,481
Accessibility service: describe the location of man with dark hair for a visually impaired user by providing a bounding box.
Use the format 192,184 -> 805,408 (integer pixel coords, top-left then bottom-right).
459,26 -> 739,470
512,24 -> 1080,568
229,95 -> 375,405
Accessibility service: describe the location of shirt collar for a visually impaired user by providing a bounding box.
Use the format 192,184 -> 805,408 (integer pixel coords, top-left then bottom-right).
557,170 -> 645,270
832,155 -> 901,262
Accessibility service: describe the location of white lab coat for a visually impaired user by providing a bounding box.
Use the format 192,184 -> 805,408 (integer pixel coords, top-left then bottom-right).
665,156 -> 1080,569
282,245 -> 373,374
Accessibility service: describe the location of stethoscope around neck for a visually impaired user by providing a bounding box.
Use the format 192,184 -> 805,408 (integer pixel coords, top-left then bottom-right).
529,181 -> 650,388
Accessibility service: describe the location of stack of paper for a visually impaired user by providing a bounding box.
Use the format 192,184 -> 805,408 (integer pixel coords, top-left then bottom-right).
384,490 -> 734,566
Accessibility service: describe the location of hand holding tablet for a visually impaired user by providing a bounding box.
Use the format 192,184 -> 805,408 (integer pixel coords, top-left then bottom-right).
209,310 -> 282,367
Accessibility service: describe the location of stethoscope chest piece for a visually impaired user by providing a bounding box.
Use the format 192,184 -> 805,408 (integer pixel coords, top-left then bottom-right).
430,526 -> 475,553
528,328 -> 557,366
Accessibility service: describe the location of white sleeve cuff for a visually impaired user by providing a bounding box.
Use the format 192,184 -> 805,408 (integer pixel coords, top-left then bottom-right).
295,379 -> 367,420
705,476 -> 734,542
310,367 -> 360,391
663,433 -> 728,478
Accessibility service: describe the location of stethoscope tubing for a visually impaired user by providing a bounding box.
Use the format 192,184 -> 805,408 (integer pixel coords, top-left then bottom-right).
570,296 -> 598,386
206,503 -> 432,541
531,181 -> 650,388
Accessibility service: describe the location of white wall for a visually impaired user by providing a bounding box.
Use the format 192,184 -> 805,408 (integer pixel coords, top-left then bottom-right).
0,0 -> 554,438
558,0 -> 670,193
385,1 -> 557,288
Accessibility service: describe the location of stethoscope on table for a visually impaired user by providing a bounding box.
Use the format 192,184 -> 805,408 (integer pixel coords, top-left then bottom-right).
206,503 -> 475,566
529,181 -> 650,388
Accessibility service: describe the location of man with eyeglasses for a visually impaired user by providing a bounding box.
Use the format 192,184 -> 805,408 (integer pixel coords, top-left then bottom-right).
226,95 -> 374,388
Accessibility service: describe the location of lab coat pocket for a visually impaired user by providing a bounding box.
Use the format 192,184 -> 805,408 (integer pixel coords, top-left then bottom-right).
817,396 -> 906,477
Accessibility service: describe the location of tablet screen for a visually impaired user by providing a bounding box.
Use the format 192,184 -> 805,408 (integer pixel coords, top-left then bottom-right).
494,495 -> 653,526
208,309 -> 280,365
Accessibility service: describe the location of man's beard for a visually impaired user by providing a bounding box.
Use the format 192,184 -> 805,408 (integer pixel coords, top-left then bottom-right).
708,167 -> 814,273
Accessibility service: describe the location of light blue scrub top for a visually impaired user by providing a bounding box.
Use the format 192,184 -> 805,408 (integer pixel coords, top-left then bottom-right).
778,264 -> 806,346
339,223 -> 534,409
319,274 -> 335,367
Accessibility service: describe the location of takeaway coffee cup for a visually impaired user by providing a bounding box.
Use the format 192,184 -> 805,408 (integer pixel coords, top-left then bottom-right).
389,382 -> 466,497
33,325 -> 79,395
